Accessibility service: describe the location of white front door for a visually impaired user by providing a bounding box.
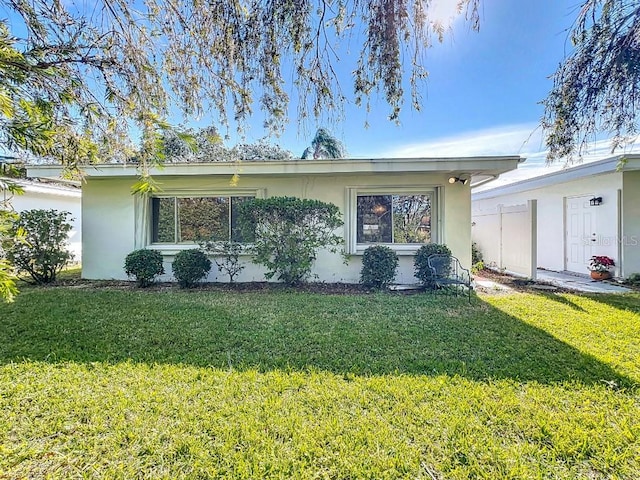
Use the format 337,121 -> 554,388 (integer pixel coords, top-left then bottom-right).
565,195 -> 595,274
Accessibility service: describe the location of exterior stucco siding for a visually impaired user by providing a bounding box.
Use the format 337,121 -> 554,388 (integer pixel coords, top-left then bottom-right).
82,172 -> 472,284
82,178 -> 136,279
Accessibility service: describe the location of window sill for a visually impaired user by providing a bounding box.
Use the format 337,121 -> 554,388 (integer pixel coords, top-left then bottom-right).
352,244 -> 426,256
147,243 -> 252,256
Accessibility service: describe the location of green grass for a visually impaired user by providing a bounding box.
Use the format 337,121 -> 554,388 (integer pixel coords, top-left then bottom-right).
1,288 -> 639,479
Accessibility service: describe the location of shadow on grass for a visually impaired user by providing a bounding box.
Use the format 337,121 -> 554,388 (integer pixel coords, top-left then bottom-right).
577,291 -> 640,314
0,288 -> 635,387
532,292 -> 588,312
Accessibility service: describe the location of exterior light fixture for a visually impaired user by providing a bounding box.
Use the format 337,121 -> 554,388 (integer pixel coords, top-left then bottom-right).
589,196 -> 603,206
448,176 -> 469,185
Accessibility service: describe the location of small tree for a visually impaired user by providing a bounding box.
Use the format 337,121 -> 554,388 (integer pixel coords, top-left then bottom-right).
3,209 -> 74,284
237,197 -> 343,285
200,241 -> 245,283
360,245 -> 398,289
172,249 -> 211,288
124,249 -> 165,287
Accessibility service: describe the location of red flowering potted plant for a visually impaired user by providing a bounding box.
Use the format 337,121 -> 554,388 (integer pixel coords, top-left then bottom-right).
588,255 -> 615,280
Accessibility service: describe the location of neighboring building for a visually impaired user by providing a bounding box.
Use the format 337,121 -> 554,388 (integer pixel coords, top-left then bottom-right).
472,155 -> 640,279
1,177 -> 82,262
29,156 -> 520,284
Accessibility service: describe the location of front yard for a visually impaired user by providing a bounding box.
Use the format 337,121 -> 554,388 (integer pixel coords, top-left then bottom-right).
1,287 -> 639,478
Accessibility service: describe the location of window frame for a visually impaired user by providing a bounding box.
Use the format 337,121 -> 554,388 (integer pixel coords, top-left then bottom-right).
346,186 -> 441,255
147,188 -> 265,251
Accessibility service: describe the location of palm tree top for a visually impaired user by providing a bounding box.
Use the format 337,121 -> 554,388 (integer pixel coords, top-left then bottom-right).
301,128 -> 346,159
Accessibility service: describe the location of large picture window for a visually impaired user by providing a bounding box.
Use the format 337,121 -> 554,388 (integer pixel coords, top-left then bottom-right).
356,193 -> 433,245
151,195 -> 253,243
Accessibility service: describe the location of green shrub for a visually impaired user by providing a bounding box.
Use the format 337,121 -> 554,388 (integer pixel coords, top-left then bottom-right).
3,209 -> 74,284
414,243 -> 451,286
0,209 -> 19,301
172,249 -> 212,288
624,273 -> 640,286
472,242 -> 483,264
360,245 -> 398,289
200,241 -> 245,283
237,196 -> 343,285
124,249 -> 165,287
471,261 -> 485,275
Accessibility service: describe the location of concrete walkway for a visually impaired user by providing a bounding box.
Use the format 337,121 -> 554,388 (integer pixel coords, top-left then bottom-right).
535,270 -> 631,293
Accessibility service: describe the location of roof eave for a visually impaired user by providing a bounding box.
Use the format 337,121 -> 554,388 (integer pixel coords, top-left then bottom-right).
472,154 -> 640,200
27,156 -> 522,180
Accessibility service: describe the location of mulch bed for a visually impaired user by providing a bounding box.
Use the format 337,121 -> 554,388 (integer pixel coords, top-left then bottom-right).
45,278 -> 381,295
37,268 -> 637,295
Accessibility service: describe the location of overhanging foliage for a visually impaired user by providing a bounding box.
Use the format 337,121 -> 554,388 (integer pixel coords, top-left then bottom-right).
543,0 -> 640,161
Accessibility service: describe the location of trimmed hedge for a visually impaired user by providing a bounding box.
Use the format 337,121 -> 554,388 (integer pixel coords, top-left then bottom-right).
124,249 -> 165,287
360,245 -> 398,289
172,249 -> 212,288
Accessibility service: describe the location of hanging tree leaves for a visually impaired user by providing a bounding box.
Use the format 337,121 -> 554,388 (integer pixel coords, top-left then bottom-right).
1,0 -> 481,174
543,0 -> 640,162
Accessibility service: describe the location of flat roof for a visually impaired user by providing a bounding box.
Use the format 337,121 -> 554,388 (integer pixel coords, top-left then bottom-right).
472,154 -> 640,201
27,156 -> 522,182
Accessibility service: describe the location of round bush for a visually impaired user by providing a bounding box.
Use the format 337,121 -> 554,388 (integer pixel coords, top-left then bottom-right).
360,245 -> 398,289
414,243 -> 451,285
172,249 -> 212,288
124,249 -> 165,287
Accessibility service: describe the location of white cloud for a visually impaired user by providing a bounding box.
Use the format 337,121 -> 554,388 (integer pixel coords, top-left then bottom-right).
386,123 -> 543,159
386,124 -> 640,190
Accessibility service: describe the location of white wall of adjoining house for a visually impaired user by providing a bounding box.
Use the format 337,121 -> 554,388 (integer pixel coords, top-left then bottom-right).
472,207 -> 501,269
622,171 -> 640,276
8,184 -> 82,262
471,203 -> 535,277
82,172 -> 472,283
472,172 -> 622,274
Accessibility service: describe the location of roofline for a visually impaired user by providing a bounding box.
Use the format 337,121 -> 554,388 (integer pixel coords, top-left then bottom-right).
27,156 -> 523,180
472,154 -> 640,201
1,177 -> 81,197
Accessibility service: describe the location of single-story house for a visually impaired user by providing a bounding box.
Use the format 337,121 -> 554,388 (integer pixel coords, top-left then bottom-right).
1,177 -> 82,261
472,154 -> 640,279
29,156 -> 520,284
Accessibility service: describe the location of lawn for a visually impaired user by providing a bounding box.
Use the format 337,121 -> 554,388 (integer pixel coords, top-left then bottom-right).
0,287 -> 639,479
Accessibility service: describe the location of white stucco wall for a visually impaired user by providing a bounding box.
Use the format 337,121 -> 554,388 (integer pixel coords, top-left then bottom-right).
4,181 -> 82,261
473,171 -> 623,275
82,172 -> 472,284
622,171 -> 640,276
82,178 -> 135,279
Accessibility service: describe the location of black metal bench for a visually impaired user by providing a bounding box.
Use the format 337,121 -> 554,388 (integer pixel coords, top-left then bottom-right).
426,254 -> 473,302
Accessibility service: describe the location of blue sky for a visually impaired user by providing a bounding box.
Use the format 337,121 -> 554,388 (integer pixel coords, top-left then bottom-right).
6,1 -> 636,185
183,0 -> 636,185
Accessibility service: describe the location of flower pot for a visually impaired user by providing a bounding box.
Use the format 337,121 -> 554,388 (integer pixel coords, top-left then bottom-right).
590,270 -> 611,281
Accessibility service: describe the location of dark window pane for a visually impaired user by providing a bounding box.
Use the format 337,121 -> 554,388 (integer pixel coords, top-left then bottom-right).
231,196 -> 254,243
178,197 -> 229,242
357,195 -> 392,243
152,197 -> 176,243
392,194 -> 431,244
